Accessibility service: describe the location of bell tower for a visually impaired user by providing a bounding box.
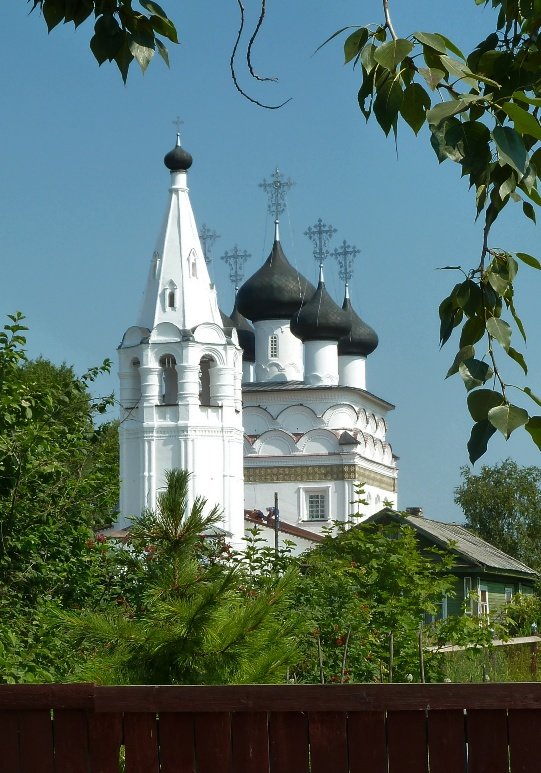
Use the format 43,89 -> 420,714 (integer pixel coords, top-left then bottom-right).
117,135 -> 244,542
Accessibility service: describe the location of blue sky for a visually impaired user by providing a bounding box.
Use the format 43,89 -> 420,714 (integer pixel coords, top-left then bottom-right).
2,1 -> 540,521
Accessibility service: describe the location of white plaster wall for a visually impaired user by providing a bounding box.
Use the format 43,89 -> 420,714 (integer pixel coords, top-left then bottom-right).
254,319 -> 304,381
303,340 -> 339,386
338,355 -> 367,390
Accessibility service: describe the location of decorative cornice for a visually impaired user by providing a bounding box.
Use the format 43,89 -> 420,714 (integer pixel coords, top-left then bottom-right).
244,463 -> 396,491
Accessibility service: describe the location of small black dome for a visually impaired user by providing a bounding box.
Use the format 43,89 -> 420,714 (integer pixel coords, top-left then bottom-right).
164,135 -> 192,171
236,230 -> 314,322
230,302 -> 255,362
338,293 -> 378,356
290,277 -> 351,342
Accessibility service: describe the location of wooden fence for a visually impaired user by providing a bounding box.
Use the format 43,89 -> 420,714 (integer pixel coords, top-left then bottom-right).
1,683 -> 541,772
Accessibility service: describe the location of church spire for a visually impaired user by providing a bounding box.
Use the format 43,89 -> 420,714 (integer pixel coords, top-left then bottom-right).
137,135 -> 222,331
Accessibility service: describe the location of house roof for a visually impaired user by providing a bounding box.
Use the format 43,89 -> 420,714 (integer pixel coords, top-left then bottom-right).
369,509 -> 538,579
244,511 -> 324,543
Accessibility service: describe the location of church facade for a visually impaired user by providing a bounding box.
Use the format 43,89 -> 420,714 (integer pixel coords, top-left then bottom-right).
117,137 -> 398,543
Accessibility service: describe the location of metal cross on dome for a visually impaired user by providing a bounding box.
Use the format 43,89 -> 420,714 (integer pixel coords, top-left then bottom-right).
259,168 -> 295,220
305,218 -> 337,267
221,245 -> 251,292
199,224 -> 220,266
332,240 -> 360,285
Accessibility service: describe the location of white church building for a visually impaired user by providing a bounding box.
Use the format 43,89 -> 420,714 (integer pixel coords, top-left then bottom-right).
117,136 -> 398,545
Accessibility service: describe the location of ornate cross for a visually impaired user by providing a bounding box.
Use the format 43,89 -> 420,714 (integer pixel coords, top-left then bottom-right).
332,240 -> 360,285
305,218 -> 337,267
259,168 -> 295,220
221,245 -> 251,292
172,116 -> 184,140
199,224 -> 220,266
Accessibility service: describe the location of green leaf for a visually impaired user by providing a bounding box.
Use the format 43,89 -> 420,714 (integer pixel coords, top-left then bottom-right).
501,102 -> 541,141
149,15 -> 178,43
361,43 -> 377,74
488,403 -> 529,438
446,345 -> 475,378
437,34 -> 465,60
344,27 -> 369,64
492,126 -> 528,178
486,317 -> 512,351
43,0 -> 65,32
418,67 -> 445,90
427,95 -> 486,125
139,0 -> 169,19
460,316 -> 485,347
400,83 -> 431,134
129,41 -> 154,72
467,389 -> 504,421
373,77 -> 403,136
524,387 -> 541,407
412,32 -> 447,54
512,91 -> 541,108
525,416 -> 541,451
467,420 -> 496,463
313,26 -> 355,55
523,201 -> 536,223
373,39 -> 413,70
507,346 -> 528,375
155,38 -> 169,66
459,358 -> 493,391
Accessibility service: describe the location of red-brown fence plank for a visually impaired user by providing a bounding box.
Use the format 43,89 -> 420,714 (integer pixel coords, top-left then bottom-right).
508,709 -> 541,773
427,709 -> 466,773
88,713 -> 123,773
0,710 -> 20,771
387,710 -> 428,773
308,712 -> 348,773
18,710 -> 55,773
231,712 -> 270,773
53,710 -> 90,773
347,711 -> 386,773
193,712 -> 232,773
123,712 -> 160,773
466,709 -> 508,773
158,713 -> 196,773
269,711 -> 309,773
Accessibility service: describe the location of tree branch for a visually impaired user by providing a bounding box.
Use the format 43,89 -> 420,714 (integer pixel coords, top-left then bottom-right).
383,0 -> 398,41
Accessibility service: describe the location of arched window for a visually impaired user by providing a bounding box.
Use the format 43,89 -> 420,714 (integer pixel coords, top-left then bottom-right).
168,290 -> 175,309
269,334 -> 278,358
159,354 -> 177,404
199,355 -> 214,405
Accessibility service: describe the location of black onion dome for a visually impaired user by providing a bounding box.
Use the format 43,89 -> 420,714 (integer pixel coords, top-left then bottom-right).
230,302 -> 255,362
290,280 -> 351,342
164,136 -> 193,171
236,239 -> 315,322
338,295 -> 378,356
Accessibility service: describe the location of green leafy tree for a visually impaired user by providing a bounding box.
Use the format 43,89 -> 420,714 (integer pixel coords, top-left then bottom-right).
332,1 -> 541,461
29,0 -> 178,81
0,313 -> 120,682
290,519 -> 457,683
454,458 -> 541,569
61,469 -> 301,685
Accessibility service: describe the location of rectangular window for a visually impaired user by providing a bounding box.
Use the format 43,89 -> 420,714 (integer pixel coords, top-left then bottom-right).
269,335 -> 278,358
505,587 -> 513,604
308,493 -> 326,521
479,586 -> 489,616
464,577 -> 473,615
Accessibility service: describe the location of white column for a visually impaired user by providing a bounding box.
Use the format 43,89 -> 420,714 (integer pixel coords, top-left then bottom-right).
339,355 -> 367,390
304,340 -> 339,386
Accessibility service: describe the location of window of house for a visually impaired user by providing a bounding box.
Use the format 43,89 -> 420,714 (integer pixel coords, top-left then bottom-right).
479,586 -> 489,616
307,493 -> 326,521
464,577 -> 473,615
505,587 -> 513,604
269,335 -> 278,358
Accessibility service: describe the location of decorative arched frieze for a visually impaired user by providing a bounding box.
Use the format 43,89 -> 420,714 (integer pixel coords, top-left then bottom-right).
193,323 -> 227,345
120,326 -> 151,347
253,429 -> 297,456
243,437 -> 256,455
297,429 -> 340,454
196,346 -> 226,367
357,407 -> 368,429
149,322 -> 183,343
322,403 -> 358,430
276,404 -> 320,434
243,406 -> 275,436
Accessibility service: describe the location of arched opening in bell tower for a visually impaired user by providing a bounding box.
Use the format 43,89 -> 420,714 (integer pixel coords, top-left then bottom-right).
199,355 -> 215,405
159,354 -> 178,404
